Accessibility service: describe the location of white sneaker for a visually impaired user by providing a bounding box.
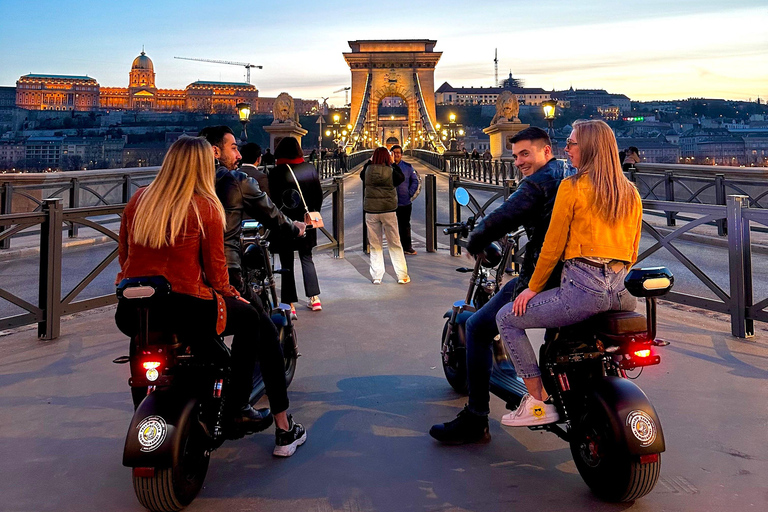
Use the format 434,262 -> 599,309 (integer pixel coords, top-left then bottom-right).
501,394 -> 560,427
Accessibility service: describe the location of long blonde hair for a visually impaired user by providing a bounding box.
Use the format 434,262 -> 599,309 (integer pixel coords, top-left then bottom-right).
131,136 -> 225,248
572,120 -> 637,223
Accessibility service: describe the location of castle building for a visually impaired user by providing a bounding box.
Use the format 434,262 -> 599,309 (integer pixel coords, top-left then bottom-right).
16,50 -> 259,114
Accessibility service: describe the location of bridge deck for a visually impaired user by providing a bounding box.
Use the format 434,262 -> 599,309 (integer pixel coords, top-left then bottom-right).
0,229 -> 766,511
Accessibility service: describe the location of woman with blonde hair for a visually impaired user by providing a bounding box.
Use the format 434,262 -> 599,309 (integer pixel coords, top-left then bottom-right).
116,136 -> 306,457
495,120 -> 643,427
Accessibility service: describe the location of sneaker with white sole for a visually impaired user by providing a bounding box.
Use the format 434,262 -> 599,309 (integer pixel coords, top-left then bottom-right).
501,394 -> 560,427
397,276 -> 411,284
289,304 -> 298,320
372,279 -> 382,285
308,296 -> 322,311
273,415 -> 307,457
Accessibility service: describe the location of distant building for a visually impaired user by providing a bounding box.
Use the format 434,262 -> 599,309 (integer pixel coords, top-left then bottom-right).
25,136 -> 64,168
0,140 -> 25,169
679,127 -> 745,165
435,82 -> 553,107
0,87 -> 17,108
14,50 -> 315,115
552,87 -> 631,114
743,133 -> 768,166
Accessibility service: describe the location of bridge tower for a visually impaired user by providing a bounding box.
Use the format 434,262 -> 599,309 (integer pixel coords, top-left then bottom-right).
343,40 -> 445,153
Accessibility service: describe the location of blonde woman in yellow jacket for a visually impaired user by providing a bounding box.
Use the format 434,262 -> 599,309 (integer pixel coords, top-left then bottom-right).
495,120 -> 643,427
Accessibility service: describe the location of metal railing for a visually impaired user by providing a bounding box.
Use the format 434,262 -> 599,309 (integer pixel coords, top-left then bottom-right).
410,149 -> 446,171
409,150 -> 521,186
0,178 -> 346,339
426,173 -> 766,338
626,163 -> 768,235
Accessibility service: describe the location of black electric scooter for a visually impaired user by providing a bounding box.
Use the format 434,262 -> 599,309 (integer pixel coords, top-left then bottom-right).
440,187 -> 673,502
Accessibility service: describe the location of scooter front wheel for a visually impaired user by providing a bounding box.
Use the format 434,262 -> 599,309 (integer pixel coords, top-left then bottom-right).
280,324 -> 298,388
441,320 -> 468,394
569,402 -> 661,502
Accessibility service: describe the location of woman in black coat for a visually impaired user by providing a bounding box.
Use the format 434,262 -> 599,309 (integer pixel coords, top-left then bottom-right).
269,137 -> 324,317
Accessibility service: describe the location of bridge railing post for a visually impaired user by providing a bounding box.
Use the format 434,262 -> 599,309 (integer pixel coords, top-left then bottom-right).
1,182 -> 12,249
425,174 -> 437,252
727,195 -> 753,338
448,175 -> 460,256
68,178 -> 79,238
716,174 -> 727,235
39,198 -> 63,340
664,171 -> 676,226
332,177 -> 344,258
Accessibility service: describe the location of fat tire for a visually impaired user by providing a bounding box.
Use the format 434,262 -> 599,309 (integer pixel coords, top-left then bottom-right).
281,324 -> 298,388
441,319 -> 468,394
131,414 -> 210,511
569,403 -> 661,502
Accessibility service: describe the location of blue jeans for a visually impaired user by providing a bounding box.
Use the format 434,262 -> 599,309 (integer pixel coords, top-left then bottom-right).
466,278 -> 519,416
496,259 -> 636,379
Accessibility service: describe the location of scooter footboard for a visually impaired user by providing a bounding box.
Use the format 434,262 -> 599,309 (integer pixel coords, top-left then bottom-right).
587,376 -> 665,455
123,389 -> 200,468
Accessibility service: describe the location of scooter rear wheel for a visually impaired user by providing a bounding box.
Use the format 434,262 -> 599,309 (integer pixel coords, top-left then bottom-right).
280,324 -> 298,388
569,402 -> 661,502
132,413 -> 210,511
441,320 -> 468,394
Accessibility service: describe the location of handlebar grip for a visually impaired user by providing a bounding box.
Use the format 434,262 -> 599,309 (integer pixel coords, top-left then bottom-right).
443,226 -> 465,235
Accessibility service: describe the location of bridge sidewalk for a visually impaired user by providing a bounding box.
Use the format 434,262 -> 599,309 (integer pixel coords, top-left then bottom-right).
0,246 -> 766,511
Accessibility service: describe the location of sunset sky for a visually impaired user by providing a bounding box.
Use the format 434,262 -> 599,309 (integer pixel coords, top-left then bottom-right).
1,0 -> 765,105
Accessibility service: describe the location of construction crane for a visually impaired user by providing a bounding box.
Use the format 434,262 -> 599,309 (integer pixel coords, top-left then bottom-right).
174,56 -> 263,84
494,48 -> 499,87
333,87 -> 351,106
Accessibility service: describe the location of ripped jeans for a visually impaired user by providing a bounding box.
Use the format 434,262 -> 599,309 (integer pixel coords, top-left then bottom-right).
495,259 -> 636,379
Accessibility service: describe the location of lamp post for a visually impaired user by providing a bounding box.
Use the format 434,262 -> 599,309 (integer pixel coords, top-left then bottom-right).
236,102 -> 251,143
542,99 -> 557,138
443,113 -> 463,153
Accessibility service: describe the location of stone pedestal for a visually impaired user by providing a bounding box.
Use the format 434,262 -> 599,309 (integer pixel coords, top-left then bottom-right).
263,124 -> 308,153
483,122 -> 530,160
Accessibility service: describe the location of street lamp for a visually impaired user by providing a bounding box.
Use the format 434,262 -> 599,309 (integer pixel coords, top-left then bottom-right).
542,99 -> 557,138
237,102 -> 251,143
443,113 -> 463,152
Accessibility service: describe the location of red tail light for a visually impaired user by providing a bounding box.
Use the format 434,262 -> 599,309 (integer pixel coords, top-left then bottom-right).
142,361 -> 162,370
634,349 -> 652,358
639,454 -> 659,464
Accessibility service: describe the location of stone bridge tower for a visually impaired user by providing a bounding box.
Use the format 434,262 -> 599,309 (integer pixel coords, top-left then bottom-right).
343,40 -> 444,152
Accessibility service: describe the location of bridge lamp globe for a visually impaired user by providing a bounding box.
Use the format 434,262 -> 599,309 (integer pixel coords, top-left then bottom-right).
236,102 -> 251,142
333,114 -> 340,123
325,130 -> 332,137
435,123 -> 441,130
342,130 -> 348,136
449,113 -> 456,122
458,129 -> 465,136
347,124 -> 352,130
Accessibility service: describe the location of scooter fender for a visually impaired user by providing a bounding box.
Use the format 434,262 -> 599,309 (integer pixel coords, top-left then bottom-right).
442,309 -> 474,327
122,388 -> 199,468
271,312 -> 288,328
587,376 -> 665,455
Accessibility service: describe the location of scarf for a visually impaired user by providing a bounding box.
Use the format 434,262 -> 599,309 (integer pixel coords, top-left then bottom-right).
276,157 -> 305,165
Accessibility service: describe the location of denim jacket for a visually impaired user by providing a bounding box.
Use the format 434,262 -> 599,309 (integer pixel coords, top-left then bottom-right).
466,158 -> 566,295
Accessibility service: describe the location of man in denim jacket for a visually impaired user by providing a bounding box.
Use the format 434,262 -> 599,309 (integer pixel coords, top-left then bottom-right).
430,127 -> 576,444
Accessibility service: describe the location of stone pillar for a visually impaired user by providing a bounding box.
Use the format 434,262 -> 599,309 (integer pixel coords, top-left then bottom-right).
483,122 -> 530,160
263,124 -> 309,153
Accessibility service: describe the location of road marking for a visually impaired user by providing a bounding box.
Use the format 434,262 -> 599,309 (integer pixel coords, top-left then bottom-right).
371,425 -> 426,437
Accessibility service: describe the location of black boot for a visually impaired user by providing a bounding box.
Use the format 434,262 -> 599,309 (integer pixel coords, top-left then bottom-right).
228,405 -> 273,439
429,406 -> 490,445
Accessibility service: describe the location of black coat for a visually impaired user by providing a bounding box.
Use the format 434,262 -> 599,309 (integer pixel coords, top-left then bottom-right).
215,166 -> 298,269
466,158 -> 565,296
269,161 -> 323,251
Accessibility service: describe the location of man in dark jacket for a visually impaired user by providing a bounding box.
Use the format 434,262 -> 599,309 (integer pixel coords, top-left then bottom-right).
391,145 -> 420,255
239,142 -> 270,197
199,126 -> 304,294
430,126 -> 573,444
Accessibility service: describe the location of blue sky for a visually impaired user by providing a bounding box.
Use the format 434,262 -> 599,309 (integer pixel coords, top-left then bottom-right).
1,0 -> 766,104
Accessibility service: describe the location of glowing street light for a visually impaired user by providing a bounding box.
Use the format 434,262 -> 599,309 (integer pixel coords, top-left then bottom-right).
236,102 -> 251,142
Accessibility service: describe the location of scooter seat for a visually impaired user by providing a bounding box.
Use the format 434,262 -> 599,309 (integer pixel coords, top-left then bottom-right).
592,311 -> 647,335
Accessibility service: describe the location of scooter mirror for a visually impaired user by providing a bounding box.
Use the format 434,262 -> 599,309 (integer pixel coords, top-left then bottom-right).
282,189 -> 302,210
454,187 -> 470,206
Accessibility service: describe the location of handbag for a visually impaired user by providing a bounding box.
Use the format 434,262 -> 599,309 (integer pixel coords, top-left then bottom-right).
286,164 -> 324,229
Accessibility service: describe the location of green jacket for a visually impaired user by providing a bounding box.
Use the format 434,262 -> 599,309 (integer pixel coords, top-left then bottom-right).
362,163 -> 402,213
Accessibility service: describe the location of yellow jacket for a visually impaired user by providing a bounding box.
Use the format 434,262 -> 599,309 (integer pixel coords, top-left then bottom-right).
528,173 -> 643,293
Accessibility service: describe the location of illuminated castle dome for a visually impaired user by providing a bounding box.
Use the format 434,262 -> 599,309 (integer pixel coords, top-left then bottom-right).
130,49 -> 156,88
131,50 -> 154,72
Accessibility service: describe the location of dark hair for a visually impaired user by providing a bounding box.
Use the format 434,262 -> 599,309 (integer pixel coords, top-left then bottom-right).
198,125 -> 234,148
274,136 -> 303,160
628,146 -> 639,154
371,147 -> 392,165
240,143 -> 262,164
390,144 -> 403,152
509,126 -> 551,147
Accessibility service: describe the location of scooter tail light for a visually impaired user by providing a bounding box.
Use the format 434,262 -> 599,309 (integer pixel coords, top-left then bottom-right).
639,454 -> 659,464
142,361 -> 162,370
133,467 -> 156,478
